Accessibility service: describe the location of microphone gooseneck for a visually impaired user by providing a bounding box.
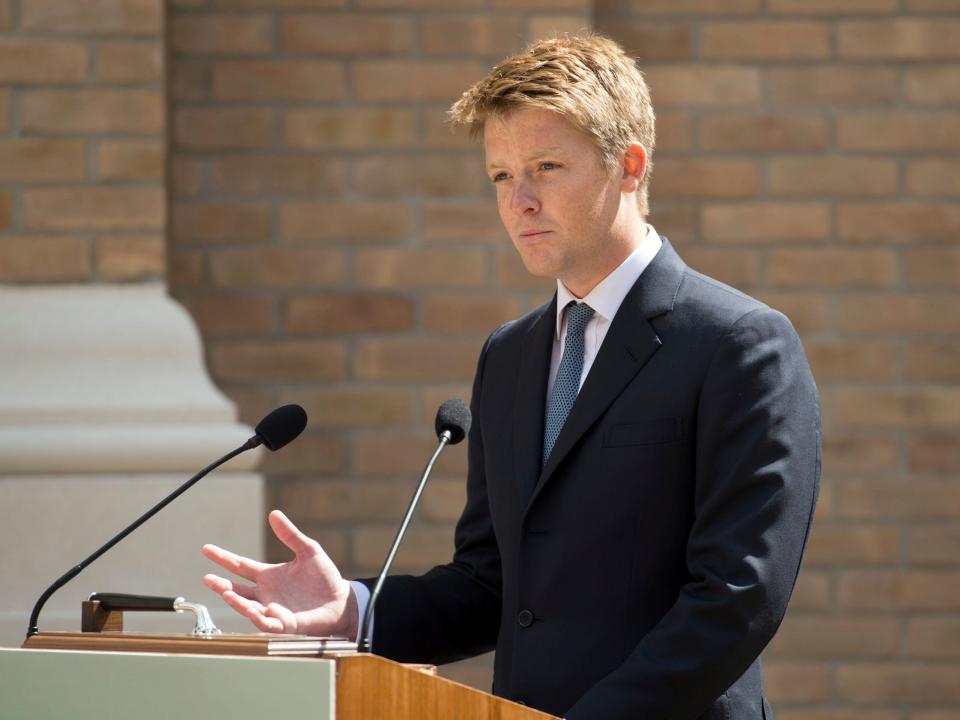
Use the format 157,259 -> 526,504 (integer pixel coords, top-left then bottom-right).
25,405 -> 308,638
359,399 -> 472,653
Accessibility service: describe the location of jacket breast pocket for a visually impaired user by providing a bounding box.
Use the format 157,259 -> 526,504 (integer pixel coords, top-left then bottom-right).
602,418 -> 682,447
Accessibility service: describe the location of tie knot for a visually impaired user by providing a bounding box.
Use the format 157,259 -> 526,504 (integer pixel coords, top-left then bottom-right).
566,302 -> 594,335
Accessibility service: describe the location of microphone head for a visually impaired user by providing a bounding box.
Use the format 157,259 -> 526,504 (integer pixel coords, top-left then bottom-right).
255,404 -> 308,451
435,399 -> 471,445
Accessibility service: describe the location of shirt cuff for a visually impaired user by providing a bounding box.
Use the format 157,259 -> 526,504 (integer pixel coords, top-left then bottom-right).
350,580 -> 372,645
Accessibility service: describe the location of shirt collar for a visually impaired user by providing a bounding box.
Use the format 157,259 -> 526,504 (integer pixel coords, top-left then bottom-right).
554,224 -> 663,339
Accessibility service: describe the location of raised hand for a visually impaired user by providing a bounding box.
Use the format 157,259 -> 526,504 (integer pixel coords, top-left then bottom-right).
202,509 -> 358,638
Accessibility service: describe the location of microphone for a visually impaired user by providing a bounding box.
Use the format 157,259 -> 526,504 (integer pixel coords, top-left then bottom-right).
359,398 -> 471,653
25,404 -> 308,638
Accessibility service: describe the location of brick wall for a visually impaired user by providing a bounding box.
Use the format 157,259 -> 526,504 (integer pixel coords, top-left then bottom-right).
0,0 -> 166,283
593,1 -> 960,717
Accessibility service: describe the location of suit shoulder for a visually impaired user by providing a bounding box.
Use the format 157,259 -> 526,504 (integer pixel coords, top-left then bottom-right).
675,268 -> 794,336
484,298 -> 551,350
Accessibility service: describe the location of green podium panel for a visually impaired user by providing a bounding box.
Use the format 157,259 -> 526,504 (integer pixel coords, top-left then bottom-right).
0,648 -> 335,720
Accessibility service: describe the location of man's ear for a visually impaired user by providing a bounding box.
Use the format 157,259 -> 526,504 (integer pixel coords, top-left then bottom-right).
620,142 -> 647,194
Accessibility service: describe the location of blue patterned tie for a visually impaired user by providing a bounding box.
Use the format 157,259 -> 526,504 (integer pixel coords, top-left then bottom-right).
543,302 -> 595,467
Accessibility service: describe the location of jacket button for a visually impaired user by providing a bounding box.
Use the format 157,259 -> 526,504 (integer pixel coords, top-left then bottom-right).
517,609 -> 534,627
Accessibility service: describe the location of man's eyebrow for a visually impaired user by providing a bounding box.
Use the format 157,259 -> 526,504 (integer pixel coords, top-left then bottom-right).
485,147 -> 568,170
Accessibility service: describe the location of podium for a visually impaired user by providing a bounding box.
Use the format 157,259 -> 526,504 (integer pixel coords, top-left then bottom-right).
4,632 -> 557,719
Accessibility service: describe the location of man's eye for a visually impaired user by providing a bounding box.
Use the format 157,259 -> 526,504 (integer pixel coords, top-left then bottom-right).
491,172 -> 509,183
540,162 -> 559,171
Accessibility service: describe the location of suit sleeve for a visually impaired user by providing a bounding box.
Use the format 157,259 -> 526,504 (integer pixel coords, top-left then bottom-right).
567,307 -> 821,720
359,330 -> 503,664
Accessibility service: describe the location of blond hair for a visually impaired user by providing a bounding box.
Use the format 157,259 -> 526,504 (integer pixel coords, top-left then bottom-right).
449,33 -> 656,216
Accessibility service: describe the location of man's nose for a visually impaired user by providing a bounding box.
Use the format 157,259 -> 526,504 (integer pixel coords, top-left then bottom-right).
510,179 -> 539,214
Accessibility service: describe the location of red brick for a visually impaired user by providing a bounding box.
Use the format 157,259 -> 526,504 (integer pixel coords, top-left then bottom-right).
173,203 -> 271,244
423,108 -> 474,149
424,294 -> 521,333
585,20 -> 694,61
353,525 -> 453,574
648,205 -> 696,243
0,140 -> 85,182
211,249 -> 345,288
283,109 -> 416,149
837,479 -> 960,519
769,0 -> 897,11
905,65 -> 960,104
212,340 -> 346,382
0,236 -> 91,281
789,571 -> 831,611
0,0 -> 9,31
907,159 -> 960,197
806,340 -> 899,382
909,0 -> 960,8
351,432 -> 468,477
837,388 -> 960,427
168,250 -> 204,288
804,524 -> 899,567
216,0 -> 345,6
177,294 -> 275,336
838,295 -> 960,333
423,201 -> 504,243
905,341 -> 960,382
285,295 -> 414,333
175,108 -> 273,150
356,248 -> 486,289
627,0 -> 758,13
23,188 -> 163,230
0,91 -> 8,134
768,249 -> 898,289
768,66 -> 898,107
94,235 -> 164,280
909,434 -> 960,473
259,433 -> 345,475
173,14 -> 273,54
653,112 -> 693,153
489,0 -> 586,8
839,204 -> 960,243
355,155 -> 486,197
352,61 -> 485,102
21,90 -> 163,134
274,479 -> 415,523
768,614 -> 899,657
282,202 -> 410,243
420,478 -> 467,523
170,62 -> 207,102
97,140 -> 163,181
423,15 -> 524,57
96,42 -> 163,83
702,204 -> 830,243
282,14 -> 414,54
528,16 -> 590,42
699,113 -> 828,152
908,525 -> 960,566
838,112 -> 960,151
702,21 -> 830,61
905,250 -> 960,287
755,292 -> 828,333
355,339 -> 481,381
770,158 -> 897,197
0,39 -> 87,83
0,192 -> 10,231
839,571 -> 960,611
837,664 -> 960,704
354,0 -> 480,7
278,389 -> 412,428
675,248 -> 759,290
651,159 -> 758,199
21,0 -> 162,34
762,662 -> 830,704
171,157 -> 202,198
838,19 -> 960,59
209,156 -> 345,197
644,66 -> 760,107
823,432 -> 898,474
907,618 -> 960,659
213,61 -> 343,101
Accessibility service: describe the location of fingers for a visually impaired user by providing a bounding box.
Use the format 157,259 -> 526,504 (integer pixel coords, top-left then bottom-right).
268,509 -> 318,559
202,543 -> 270,582
222,590 -> 285,633
203,573 -> 257,600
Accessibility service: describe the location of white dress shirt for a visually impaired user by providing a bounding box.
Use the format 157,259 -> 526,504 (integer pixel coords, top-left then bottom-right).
352,224 -> 663,645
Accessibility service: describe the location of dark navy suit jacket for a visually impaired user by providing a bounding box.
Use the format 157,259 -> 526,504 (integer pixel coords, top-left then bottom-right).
365,240 -> 820,719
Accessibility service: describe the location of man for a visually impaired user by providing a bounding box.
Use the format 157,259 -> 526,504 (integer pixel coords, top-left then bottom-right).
203,34 -> 820,719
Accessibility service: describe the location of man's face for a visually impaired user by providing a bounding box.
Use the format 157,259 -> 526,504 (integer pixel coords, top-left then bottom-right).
483,108 -> 626,298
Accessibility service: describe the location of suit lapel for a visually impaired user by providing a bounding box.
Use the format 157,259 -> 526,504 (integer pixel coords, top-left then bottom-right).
513,295 -> 557,505
526,239 -> 687,510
